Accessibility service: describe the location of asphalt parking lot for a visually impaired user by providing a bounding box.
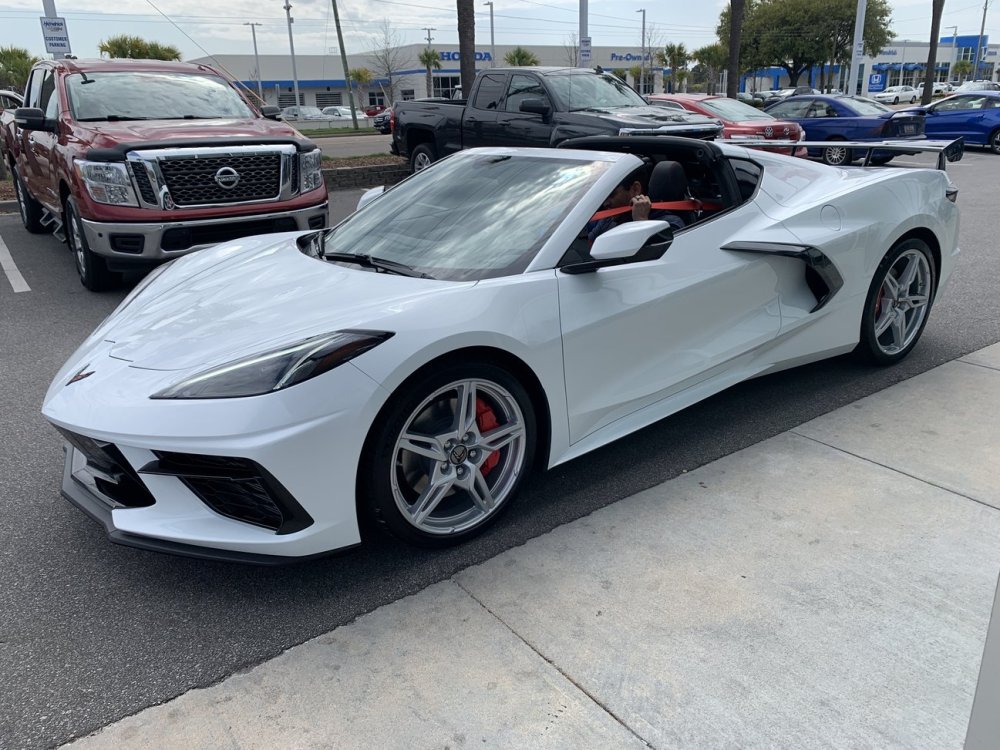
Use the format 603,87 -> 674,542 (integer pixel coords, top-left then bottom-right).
2,150 -> 999,749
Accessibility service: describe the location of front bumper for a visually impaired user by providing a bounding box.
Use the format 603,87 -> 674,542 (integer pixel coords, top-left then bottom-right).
81,202 -> 329,262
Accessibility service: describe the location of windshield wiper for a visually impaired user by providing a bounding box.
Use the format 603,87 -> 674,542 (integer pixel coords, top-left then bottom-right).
323,252 -> 433,279
76,115 -> 153,122
569,106 -> 611,113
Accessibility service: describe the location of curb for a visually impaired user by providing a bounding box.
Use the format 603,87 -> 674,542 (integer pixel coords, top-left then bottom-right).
0,165 -> 409,215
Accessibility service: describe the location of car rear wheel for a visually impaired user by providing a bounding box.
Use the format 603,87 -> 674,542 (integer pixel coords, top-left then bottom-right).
892,96 -> 899,104
13,168 -> 47,234
65,197 -> 120,292
822,142 -> 854,166
361,362 -> 536,547
856,238 -> 935,365
410,143 -> 436,172
989,128 -> 1000,155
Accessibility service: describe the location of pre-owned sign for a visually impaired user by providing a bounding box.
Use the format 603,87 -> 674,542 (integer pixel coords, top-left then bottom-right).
39,16 -> 71,55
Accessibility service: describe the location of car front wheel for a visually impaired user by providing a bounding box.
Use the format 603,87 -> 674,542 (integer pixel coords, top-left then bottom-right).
361,362 -> 536,547
410,143 -> 436,172
65,197 -> 120,292
857,238 -> 935,365
989,128 -> 1000,155
13,168 -> 47,234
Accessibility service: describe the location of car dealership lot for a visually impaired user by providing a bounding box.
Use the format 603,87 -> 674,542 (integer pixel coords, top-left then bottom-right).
2,151 -> 1000,749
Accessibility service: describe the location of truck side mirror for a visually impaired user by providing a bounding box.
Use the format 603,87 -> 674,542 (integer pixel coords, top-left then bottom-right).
13,107 -> 56,133
519,99 -> 552,120
260,105 -> 282,121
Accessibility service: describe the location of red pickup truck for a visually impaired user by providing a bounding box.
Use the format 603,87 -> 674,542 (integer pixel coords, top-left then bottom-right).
1,58 -> 328,290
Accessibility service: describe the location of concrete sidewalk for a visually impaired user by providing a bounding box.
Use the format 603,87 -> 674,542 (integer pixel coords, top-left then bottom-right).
66,346 -> 1000,750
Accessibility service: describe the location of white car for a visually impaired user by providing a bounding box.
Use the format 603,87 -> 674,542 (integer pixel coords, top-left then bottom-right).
875,86 -> 919,104
321,105 -> 363,119
42,138 -> 960,562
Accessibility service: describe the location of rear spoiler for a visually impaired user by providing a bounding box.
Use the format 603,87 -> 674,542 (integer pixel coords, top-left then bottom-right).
718,137 -> 965,170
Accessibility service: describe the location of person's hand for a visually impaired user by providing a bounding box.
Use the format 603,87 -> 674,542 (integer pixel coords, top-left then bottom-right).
631,194 -> 651,221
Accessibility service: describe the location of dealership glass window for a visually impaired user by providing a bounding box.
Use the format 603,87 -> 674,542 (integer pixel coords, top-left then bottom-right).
315,92 -> 343,108
368,92 -> 385,107
433,75 -> 461,99
277,93 -> 305,107
401,89 -> 415,100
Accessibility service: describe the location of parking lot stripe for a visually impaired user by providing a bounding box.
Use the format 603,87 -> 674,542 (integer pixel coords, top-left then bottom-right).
0,233 -> 30,293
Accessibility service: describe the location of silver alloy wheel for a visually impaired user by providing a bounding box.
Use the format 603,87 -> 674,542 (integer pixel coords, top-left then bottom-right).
390,378 -> 527,535
413,151 -> 433,171
14,175 -> 27,225
824,145 -> 848,165
872,248 -> 931,355
68,207 -> 87,279
991,129 -> 1000,155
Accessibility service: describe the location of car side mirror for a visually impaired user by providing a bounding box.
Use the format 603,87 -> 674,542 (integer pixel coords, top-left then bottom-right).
356,185 -> 385,211
563,220 -> 673,274
13,107 -> 55,132
519,98 -> 552,119
260,105 -> 282,121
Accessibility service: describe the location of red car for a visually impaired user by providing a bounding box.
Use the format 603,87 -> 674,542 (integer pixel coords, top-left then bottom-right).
364,104 -> 386,117
648,94 -> 807,156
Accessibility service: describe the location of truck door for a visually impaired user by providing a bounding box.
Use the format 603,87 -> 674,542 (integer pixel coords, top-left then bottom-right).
27,68 -> 60,209
492,74 -> 554,148
462,72 -> 506,149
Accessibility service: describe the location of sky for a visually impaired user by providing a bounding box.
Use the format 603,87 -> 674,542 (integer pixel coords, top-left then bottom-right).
0,0 -> 996,63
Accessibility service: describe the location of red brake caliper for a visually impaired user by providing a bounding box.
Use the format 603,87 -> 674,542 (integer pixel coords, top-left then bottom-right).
475,398 -> 501,476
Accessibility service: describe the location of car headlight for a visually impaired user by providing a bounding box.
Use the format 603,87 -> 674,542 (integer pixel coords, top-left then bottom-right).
299,148 -> 323,193
75,160 -> 139,206
151,330 -> 393,399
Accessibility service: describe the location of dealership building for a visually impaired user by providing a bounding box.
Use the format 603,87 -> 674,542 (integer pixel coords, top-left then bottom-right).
191,35 -> 999,108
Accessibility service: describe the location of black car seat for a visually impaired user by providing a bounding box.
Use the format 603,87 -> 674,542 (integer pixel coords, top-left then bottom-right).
647,160 -> 695,227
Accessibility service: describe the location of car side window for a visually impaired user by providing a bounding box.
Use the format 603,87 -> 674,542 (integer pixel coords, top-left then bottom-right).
805,100 -> 835,118
473,73 -> 506,111
983,98 -> 1000,109
26,70 -> 43,109
504,74 -> 547,113
935,96 -> 974,112
39,70 -> 58,119
769,100 -> 811,118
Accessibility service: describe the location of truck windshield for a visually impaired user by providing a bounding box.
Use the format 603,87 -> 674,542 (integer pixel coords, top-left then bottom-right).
65,72 -> 254,121
320,152 -> 611,281
546,73 -> 647,111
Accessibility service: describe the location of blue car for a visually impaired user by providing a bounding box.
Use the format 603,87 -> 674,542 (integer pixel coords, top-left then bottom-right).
903,91 -> 1000,154
765,95 -> 925,166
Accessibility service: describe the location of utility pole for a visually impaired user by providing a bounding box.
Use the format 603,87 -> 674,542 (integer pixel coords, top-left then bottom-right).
973,0 -> 989,81
283,0 -> 302,112
579,0 -> 588,66
423,26 -> 436,46
244,23 -> 264,102
948,25 -> 959,82
329,0 -> 358,128
637,8 -> 646,94
483,3 -> 495,68
846,0 -> 869,96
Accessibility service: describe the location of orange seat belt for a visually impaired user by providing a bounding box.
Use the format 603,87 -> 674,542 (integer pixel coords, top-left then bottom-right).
589,198 -> 723,222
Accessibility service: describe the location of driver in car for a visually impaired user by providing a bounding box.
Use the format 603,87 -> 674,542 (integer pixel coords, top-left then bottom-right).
587,167 -> 685,245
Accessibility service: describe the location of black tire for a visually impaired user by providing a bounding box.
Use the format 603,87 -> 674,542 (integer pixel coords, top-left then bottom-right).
64,197 -> 120,292
360,361 -> 537,547
892,96 -> 899,104
822,141 -> 855,166
856,238 -> 936,365
409,143 -> 436,173
989,128 -> 1000,155
870,155 -> 894,166
13,168 -> 47,234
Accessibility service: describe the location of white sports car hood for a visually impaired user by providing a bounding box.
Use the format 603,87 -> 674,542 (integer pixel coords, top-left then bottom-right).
96,233 -> 472,372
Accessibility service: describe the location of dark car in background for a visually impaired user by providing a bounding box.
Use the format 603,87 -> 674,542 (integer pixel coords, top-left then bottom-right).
903,91 -> 1000,154
765,94 -> 925,165
372,106 -> 392,133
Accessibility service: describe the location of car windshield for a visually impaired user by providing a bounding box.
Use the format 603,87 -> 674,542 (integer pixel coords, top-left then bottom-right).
66,72 -> 253,121
845,96 -> 892,114
320,152 -> 611,281
546,72 -> 647,111
699,97 -> 773,121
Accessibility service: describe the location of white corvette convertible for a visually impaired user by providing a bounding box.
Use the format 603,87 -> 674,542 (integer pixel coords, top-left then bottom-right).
42,136 -> 960,562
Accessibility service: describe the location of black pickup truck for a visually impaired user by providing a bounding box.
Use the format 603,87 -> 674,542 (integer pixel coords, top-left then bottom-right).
391,67 -> 722,171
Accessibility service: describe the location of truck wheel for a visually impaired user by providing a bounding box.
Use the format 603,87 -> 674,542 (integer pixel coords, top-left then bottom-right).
64,198 -> 120,292
410,144 -> 436,173
13,169 -> 47,234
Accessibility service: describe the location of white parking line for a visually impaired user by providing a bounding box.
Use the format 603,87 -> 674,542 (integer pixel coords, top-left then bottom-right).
0,233 -> 31,293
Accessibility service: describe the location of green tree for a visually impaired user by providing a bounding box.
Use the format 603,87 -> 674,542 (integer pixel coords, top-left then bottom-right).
418,48 -> 442,98
504,46 -> 540,67
693,43 -> 728,95
456,0 -> 476,97
98,35 -> 180,60
0,46 -> 39,93
349,67 -> 373,109
628,64 -> 643,90
952,60 -> 973,82
658,43 -> 689,93
611,68 -> 628,81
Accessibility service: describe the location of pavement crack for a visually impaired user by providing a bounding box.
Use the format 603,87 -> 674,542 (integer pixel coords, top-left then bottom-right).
790,431 -> 999,512
958,359 -> 1000,374
451,578 -> 656,749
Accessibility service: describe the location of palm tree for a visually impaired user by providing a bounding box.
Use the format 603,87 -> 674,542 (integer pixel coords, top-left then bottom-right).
418,48 -> 442,98
504,46 -> 540,67
456,0 -> 476,98
693,43 -> 728,95
0,46 -> 39,92
726,0 -> 745,99
659,43 -> 689,93
952,60 -> 973,83
98,35 -> 179,60
628,64 -> 643,91
349,67 -> 373,109
611,68 -> 628,82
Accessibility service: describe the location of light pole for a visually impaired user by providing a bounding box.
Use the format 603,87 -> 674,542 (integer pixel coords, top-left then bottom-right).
846,0 -> 868,96
244,22 -> 264,102
484,2 -> 495,68
636,8 -> 645,94
283,0 -> 301,112
948,25 -> 959,83
579,0 -> 588,66
973,0 -> 990,81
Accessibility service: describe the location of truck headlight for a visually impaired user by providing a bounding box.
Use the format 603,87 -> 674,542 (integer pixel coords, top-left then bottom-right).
75,161 -> 139,207
299,148 -> 323,193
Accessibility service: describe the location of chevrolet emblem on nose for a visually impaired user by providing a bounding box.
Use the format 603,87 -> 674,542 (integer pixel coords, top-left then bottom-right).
214,167 -> 240,189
